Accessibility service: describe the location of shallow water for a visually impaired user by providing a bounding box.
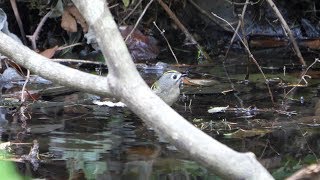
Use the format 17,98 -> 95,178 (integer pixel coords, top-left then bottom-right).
1,55 -> 320,179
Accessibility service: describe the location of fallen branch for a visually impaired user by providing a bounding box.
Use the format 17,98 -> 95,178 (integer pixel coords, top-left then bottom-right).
0,33 -> 111,96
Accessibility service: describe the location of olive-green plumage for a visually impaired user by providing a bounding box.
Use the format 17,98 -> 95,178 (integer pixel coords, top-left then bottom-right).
151,70 -> 183,106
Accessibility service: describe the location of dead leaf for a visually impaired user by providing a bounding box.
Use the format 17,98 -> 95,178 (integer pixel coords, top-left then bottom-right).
208,106 -> 229,113
224,129 -> 271,139
183,77 -> 219,86
61,5 -> 88,33
39,46 -> 59,58
61,9 -> 77,32
221,89 -> 235,95
120,26 -> 159,60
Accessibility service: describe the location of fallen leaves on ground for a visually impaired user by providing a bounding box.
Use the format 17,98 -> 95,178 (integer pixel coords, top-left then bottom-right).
61,5 -> 88,33
39,45 -> 59,58
183,77 -> 219,86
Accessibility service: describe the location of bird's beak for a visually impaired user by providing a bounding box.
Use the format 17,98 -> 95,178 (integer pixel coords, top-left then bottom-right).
180,73 -> 187,81
178,73 -> 187,88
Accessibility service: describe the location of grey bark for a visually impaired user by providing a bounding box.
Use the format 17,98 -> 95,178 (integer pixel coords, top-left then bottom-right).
0,0 -> 274,179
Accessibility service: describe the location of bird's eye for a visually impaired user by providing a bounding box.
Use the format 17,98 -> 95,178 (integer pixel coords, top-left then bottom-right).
172,74 -> 177,79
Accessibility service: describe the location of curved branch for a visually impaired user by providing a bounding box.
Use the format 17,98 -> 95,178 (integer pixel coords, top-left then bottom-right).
0,0 -> 273,179
72,0 -> 273,179
0,32 -> 111,96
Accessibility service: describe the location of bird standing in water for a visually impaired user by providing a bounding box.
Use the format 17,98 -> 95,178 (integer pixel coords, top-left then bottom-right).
151,70 -> 184,106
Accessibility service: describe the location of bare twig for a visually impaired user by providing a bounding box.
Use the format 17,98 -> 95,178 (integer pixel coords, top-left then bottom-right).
120,0 -> 143,25
224,0 -> 250,59
22,11 -> 53,103
52,58 -> 104,65
157,0 -> 212,62
10,0 -> 27,44
57,42 -> 83,51
20,11 -> 52,125
285,58 -> 320,97
212,13 -> 275,104
26,11 -> 53,51
153,21 -> 179,64
187,0 -> 232,32
297,125 -> 318,161
20,70 -> 30,103
217,0 -> 249,107
266,0 -> 306,66
124,0 -> 154,42
223,0 -> 261,6
108,3 -> 119,9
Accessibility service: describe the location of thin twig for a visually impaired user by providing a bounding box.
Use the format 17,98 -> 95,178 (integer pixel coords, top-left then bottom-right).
19,10 -> 53,126
196,1 -> 248,101
26,11 -> 53,50
212,12 -> 275,104
20,70 -> 30,103
187,0 -> 232,32
266,0 -> 306,66
157,0 -> 212,62
57,42 -> 83,51
239,2 -> 251,81
153,21 -> 179,64
52,58 -> 105,65
19,69 -> 30,129
224,0 -> 250,59
223,0 -> 261,6
285,58 -> 320,97
297,125 -> 318,161
108,3 -> 119,9
120,0 -> 143,25
124,0 -> 154,42
22,10 -> 52,103
10,0 -> 27,44
222,62 -> 244,108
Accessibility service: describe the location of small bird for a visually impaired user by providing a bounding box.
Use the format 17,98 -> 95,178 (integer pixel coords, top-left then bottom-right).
151,70 -> 184,106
